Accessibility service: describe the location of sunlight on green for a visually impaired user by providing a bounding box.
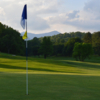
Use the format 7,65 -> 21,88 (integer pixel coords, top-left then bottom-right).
0,53 -> 100,76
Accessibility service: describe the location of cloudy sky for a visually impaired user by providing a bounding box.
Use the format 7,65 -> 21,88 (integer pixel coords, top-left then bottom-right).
0,0 -> 100,34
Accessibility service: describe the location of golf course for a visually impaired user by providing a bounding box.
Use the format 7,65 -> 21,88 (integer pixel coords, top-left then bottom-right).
0,53 -> 100,100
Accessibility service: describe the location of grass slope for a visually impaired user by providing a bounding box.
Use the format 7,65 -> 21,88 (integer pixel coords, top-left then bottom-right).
0,53 -> 100,75
0,53 -> 100,100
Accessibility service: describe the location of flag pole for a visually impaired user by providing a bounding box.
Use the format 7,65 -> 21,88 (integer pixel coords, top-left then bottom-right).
26,19 -> 28,95
25,6 -> 28,95
21,4 -> 28,95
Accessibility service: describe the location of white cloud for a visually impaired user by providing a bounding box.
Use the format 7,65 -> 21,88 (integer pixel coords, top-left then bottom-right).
0,0 -> 53,32
0,7 -> 5,15
70,0 -> 100,31
0,0 -> 100,33
46,0 -> 100,32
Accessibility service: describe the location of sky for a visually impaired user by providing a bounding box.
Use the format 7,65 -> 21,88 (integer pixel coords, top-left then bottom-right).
0,0 -> 100,34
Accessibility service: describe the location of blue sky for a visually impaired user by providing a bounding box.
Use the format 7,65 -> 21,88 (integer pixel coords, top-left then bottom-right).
0,0 -> 100,34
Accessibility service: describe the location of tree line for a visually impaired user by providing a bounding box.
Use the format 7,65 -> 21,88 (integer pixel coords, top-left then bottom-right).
28,31 -> 100,60
0,22 -> 25,55
0,22 -> 100,60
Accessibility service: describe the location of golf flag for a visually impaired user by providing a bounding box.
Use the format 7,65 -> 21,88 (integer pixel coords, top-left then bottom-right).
22,31 -> 28,39
21,4 -> 28,95
21,4 -> 27,29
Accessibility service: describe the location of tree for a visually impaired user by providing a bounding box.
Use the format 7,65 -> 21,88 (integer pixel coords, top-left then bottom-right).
0,24 -> 25,55
92,32 -> 100,55
73,42 -> 93,61
60,39 -> 65,44
28,37 -> 40,56
63,37 -> 82,56
53,44 -> 64,56
39,37 -> 53,58
83,32 -> 92,44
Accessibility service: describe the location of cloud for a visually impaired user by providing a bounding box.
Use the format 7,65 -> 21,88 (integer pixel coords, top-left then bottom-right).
47,0 -> 100,32
0,0 -> 72,33
0,0 -> 58,31
1,0 -> 100,33
0,7 -> 5,15
84,0 -> 100,13
67,11 -> 79,19
73,0 -> 100,31
28,14 -> 50,30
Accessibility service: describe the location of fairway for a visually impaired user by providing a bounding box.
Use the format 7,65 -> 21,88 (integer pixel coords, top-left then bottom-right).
0,53 -> 100,100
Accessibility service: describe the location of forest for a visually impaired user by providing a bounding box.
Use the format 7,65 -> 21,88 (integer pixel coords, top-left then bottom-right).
0,22 -> 100,59
28,31 -> 100,60
0,22 -> 25,55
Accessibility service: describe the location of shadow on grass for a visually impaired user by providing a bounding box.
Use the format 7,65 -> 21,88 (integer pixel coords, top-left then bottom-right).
0,55 -> 25,60
0,53 -> 100,70
61,60 -> 100,69
28,58 -> 100,70
0,63 -> 66,73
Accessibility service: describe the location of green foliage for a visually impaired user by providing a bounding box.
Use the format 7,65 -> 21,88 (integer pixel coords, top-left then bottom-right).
92,31 -> 100,55
28,32 -> 86,57
53,44 -> 64,56
73,43 -> 93,61
0,22 -> 25,55
63,37 -> 82,56
83,32 -> 92,44
1,21 -> 100,57
28,37 -> 40,56
50,31 -> 85,43
39,37 -> 53,58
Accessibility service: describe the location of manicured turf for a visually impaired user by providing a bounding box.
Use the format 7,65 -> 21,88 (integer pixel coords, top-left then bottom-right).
0,53 -> 100,100
0,53 -> 100,75
0,73 -> 100,100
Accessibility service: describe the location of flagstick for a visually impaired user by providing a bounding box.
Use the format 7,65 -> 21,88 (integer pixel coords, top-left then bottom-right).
26,20 -> 28,95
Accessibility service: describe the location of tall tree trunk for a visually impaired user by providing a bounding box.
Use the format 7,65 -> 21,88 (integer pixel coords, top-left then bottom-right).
44,54 -> 47,59
8,48 -> 10,54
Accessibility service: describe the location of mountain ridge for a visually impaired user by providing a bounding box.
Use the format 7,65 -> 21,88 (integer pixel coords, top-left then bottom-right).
20,31 -> 60,40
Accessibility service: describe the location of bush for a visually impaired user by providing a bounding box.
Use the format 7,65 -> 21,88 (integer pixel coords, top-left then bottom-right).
73,42 -> 93,61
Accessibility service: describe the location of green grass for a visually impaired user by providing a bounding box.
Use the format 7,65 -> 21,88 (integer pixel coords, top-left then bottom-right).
0,53 -> 100,75
0,53 -> 100,100
0,73 -> 100,100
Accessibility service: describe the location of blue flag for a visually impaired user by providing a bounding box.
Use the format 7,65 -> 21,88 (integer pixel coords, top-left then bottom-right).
21,4 -> 27,29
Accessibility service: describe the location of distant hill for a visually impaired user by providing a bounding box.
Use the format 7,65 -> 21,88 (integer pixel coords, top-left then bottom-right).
20,31 -> 60,40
